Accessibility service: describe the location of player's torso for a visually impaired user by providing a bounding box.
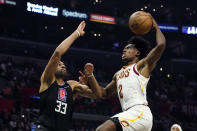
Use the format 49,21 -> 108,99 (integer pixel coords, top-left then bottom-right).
116,64 -> 149,111
38,82 -> 73,131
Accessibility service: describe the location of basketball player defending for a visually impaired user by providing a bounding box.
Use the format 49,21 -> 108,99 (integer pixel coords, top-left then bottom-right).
35,21 -> 97,131
83,18 -> 166,131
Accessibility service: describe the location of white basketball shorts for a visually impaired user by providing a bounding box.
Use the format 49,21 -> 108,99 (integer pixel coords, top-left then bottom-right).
112,105 -> 153,131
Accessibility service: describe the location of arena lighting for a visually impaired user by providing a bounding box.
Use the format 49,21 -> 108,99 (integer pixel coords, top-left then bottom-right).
158,24 -> 179,32
30,96 -> 40,99
0,0 -> 15,5
27,2 -> 58,16
90,14 -> 116,24
5,0 -> 16,5
62,9 -> 88,19
113,42 -> 119,47
167,74 -> 170,78
0,0 -> 5,4
182,26 -> 197,35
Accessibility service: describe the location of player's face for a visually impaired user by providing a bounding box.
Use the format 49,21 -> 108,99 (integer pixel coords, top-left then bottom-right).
171,126 -> 180,131
122,44 -> 139,62
55,61 -> 67,79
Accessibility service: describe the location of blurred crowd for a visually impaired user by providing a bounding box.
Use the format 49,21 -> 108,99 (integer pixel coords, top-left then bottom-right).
0,56 -> 197,131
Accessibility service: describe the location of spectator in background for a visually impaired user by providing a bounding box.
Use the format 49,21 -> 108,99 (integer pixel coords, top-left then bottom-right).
171,124 -> 182,131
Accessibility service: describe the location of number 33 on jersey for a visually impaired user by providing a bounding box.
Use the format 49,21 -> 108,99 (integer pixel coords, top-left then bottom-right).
55,88 -> 68,114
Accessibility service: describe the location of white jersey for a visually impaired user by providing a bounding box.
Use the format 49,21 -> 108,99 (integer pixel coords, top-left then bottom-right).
116,64 -> 149,111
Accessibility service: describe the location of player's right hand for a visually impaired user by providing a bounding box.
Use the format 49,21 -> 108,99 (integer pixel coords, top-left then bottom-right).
146,13 -> 159,30
152,18 -> 159,29
83,63 -> 94,77
76,21 -> 86,36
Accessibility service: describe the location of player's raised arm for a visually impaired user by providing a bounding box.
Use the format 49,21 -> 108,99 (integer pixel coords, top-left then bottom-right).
137,18 -> 166,77
39,21 -> 86,93
83,63 -> 117,99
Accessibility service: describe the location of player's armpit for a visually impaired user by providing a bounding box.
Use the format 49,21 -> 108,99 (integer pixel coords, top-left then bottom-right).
39,82 -> 50,93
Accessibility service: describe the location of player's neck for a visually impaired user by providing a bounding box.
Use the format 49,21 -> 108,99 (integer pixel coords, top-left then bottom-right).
126,58 -> 139,66
127,61 -> 136,66
56,79 -> 65,85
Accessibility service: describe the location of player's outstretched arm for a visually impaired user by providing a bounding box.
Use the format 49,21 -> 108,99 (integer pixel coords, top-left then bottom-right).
67,80 -> 98,99
137,18 -> 166,77
39,21 -> 86,93
82,63 -> 117,99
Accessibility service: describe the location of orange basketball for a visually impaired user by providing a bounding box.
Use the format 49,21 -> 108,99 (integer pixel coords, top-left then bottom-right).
129,11 -> 153,35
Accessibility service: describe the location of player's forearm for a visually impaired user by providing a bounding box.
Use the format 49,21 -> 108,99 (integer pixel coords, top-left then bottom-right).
87,74 -> 106,98
144,27 -> 166,66
155,26 -> 166,48
55,31 -> 79,57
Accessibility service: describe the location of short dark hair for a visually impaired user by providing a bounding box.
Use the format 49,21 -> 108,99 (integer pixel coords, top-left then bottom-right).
127,36 -> 151,59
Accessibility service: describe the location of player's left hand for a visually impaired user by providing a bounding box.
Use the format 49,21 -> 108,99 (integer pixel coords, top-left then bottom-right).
76,21 -> 86,36
84,63 -> 94,77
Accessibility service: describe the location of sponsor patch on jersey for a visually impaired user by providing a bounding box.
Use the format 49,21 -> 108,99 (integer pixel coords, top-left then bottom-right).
58,88 -> 67,102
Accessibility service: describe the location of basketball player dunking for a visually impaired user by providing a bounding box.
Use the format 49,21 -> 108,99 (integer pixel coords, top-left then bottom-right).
83,17 -> 166,131
34,21 -> 98,131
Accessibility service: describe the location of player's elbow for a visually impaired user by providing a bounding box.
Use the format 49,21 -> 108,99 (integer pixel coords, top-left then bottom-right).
157,43 -> 166,52
158,40 -> 166,48
94,90 -> 106,99
53,49 -> 62,59
96,92 -> 105,99
100,91 -> 109,99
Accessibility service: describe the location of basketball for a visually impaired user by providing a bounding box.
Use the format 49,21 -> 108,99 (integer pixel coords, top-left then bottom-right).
129,11 -> 153,35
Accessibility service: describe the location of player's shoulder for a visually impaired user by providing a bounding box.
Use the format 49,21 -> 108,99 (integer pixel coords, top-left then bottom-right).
67,80 -> 80,90
39,80 -> 56,94
113,70 -> 120,81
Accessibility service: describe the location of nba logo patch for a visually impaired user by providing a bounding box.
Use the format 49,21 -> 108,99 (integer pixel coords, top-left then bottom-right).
58,88 -> 67,102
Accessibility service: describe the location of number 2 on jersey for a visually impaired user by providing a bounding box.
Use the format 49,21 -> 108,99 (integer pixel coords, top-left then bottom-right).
55,100 -> 67,114
118,84 -> 123,99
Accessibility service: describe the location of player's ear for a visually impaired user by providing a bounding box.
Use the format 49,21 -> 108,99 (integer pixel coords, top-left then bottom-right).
136,50 -> 140,57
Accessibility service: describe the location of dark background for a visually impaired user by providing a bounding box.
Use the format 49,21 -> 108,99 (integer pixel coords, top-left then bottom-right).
0,0 -> 197,131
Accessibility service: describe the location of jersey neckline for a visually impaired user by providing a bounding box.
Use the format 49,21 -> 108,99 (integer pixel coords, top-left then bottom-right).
122,63 -> 135,69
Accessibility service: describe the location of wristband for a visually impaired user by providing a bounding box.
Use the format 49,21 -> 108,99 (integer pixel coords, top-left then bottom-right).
87,74 -> 94,78
76,30 -> 80,37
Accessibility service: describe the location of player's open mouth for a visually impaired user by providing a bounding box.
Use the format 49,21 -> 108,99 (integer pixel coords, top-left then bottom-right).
122,54 -> 126,59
